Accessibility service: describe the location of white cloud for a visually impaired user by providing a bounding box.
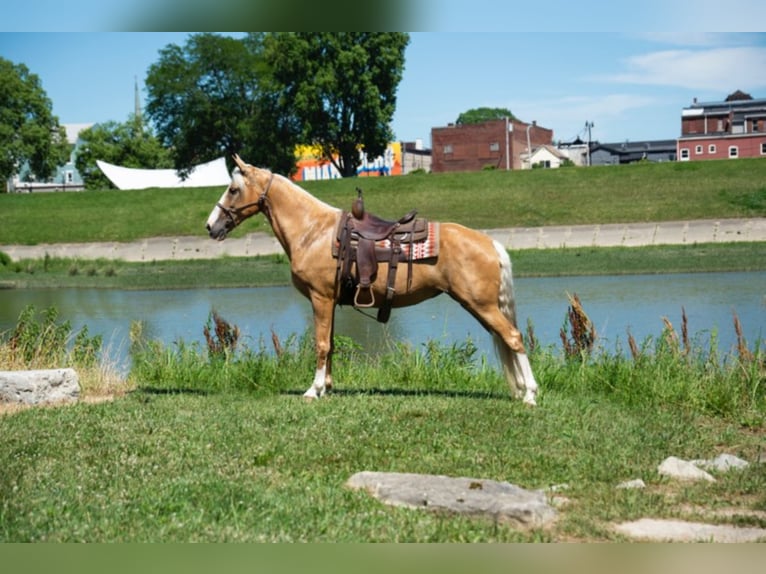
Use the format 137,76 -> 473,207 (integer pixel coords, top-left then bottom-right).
607,46 -> 766,91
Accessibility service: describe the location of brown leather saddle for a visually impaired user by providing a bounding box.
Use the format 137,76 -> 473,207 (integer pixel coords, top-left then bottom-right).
333,188 -> 430,323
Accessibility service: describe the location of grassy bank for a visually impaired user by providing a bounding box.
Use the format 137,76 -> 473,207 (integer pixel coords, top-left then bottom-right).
2,243 -> 765,290
1,159 -> 765,245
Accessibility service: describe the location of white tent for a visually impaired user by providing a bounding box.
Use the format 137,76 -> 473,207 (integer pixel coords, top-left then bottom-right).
96,157 -> 230,190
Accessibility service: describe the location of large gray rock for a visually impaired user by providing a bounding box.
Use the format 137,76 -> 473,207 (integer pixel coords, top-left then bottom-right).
0,368 -> 80,405
346,471 -> 556,528
658,456 -> 716,482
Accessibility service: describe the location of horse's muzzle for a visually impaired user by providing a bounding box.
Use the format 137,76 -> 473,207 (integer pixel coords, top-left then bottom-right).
206,221 -> 228,241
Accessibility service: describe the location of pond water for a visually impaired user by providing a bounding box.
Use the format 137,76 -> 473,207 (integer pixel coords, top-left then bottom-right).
1,271 -> 764,374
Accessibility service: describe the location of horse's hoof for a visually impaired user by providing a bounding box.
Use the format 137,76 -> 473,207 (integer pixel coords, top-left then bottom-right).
522,392 -> 537,407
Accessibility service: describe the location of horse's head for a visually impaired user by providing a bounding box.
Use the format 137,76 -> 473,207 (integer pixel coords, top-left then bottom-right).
206,154 -> 274,241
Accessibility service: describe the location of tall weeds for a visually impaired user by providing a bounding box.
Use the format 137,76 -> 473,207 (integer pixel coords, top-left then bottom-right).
126,298 -> 764,425
560,292 -> 596,359
539,299 -> 764,426
0,304 -> 123,396
4,301 -> 762,427
203,310 -> 240,359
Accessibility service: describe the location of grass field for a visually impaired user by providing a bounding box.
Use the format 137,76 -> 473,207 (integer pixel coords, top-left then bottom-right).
1,158 -> 765,245
1,159 -> 764,542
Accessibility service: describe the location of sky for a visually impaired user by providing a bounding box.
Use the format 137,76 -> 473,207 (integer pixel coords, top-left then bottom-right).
1,3 -> 766,148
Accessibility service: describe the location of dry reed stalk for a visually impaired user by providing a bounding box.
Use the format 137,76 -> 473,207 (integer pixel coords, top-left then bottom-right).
271,328 -> 284,357
627,330 -> 640,361
561,292 -> 596,358
204,310 -> 240,356
661,316 -> 679,353
733,310 -> 754,363
681,306 -> 690,356
525,318 -> 537,355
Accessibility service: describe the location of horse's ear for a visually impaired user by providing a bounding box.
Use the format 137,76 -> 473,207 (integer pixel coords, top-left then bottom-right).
232,154 -> 248,173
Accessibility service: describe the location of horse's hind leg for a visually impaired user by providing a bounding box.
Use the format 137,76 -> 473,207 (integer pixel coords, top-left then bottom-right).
303,294 -> 335,400
448,246 -> 538,404
485,309 -> 538,406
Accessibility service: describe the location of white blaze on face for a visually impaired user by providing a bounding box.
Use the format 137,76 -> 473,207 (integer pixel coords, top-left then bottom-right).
206,188 -> 229,229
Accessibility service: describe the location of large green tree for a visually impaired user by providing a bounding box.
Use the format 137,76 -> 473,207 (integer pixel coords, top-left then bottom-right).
265,32 -> 409,177
74,116 -> 173,189
0,57 -> 69,187
145,33 -> 298,176
456,107 -> 517,125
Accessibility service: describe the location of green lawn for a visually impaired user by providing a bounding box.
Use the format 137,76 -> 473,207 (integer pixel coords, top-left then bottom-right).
1,330 -> 764,542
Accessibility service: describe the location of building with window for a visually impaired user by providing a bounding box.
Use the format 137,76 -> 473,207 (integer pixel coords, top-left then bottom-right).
430,118 -> 553,173
8,123 -> 91,192
677,92 -> 766,162
522,144 -> 569,169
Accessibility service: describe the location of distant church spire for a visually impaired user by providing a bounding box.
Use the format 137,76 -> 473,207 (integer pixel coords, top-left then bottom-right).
134,76 -> 142,125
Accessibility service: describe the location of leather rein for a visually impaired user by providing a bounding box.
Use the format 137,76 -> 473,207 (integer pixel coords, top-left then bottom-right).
216,171 -> 275,224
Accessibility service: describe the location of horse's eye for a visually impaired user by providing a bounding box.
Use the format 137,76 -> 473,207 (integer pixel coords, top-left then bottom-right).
228,187 -> 239,196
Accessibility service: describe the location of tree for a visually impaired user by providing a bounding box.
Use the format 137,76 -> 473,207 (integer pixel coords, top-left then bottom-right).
265,32 -> 410,177
145,33 -> 299,176
0,57 -> 70,187
74,116 -> 173,189
456,107 -> 517,125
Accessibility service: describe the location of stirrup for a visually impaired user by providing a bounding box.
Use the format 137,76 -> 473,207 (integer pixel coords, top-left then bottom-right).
354,285 -> 375,308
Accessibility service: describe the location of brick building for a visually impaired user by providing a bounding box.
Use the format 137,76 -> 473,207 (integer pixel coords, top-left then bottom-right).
431,118 -> 553,173
677,93 -> 766,161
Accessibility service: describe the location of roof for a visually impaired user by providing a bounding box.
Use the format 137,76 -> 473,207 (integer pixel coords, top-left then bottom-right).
530,144 -> 567,160
683,97 -> 766,112
591,139 -> 677,154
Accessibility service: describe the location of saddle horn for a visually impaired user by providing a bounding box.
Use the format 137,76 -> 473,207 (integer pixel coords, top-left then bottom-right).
352,187 -> 365,219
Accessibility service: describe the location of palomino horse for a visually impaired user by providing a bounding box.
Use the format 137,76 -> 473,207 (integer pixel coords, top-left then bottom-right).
206,155 -> 538,405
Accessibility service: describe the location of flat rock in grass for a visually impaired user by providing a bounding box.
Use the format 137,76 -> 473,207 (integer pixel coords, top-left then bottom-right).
614,518 -> 766,543
658,456 -> 716,482
691,453 -> 749,472
0,369 -> 80,405
346,471 -> 556,528
616,478 -> 646,489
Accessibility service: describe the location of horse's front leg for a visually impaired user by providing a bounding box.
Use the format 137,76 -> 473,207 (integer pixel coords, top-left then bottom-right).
303,294 -> 335,400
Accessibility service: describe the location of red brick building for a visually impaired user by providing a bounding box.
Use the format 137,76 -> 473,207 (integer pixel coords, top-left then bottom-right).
677,94 -> 766,161
431,118 -> 553,172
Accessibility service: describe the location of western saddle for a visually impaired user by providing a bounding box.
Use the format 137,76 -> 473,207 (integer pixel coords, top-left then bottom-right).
334,188 -> 429,323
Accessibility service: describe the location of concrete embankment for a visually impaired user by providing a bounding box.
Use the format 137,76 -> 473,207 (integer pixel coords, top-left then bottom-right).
1,218 -> 765,262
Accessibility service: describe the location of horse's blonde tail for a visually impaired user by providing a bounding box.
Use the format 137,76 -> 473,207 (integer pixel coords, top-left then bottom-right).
492,241 -> 525,399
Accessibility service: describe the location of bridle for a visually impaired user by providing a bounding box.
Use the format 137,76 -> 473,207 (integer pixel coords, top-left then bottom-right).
216,171 -> 275,225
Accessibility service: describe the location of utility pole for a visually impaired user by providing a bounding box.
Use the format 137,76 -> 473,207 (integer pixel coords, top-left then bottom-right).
525,123 -> 533,169
585,121 -> 594,166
